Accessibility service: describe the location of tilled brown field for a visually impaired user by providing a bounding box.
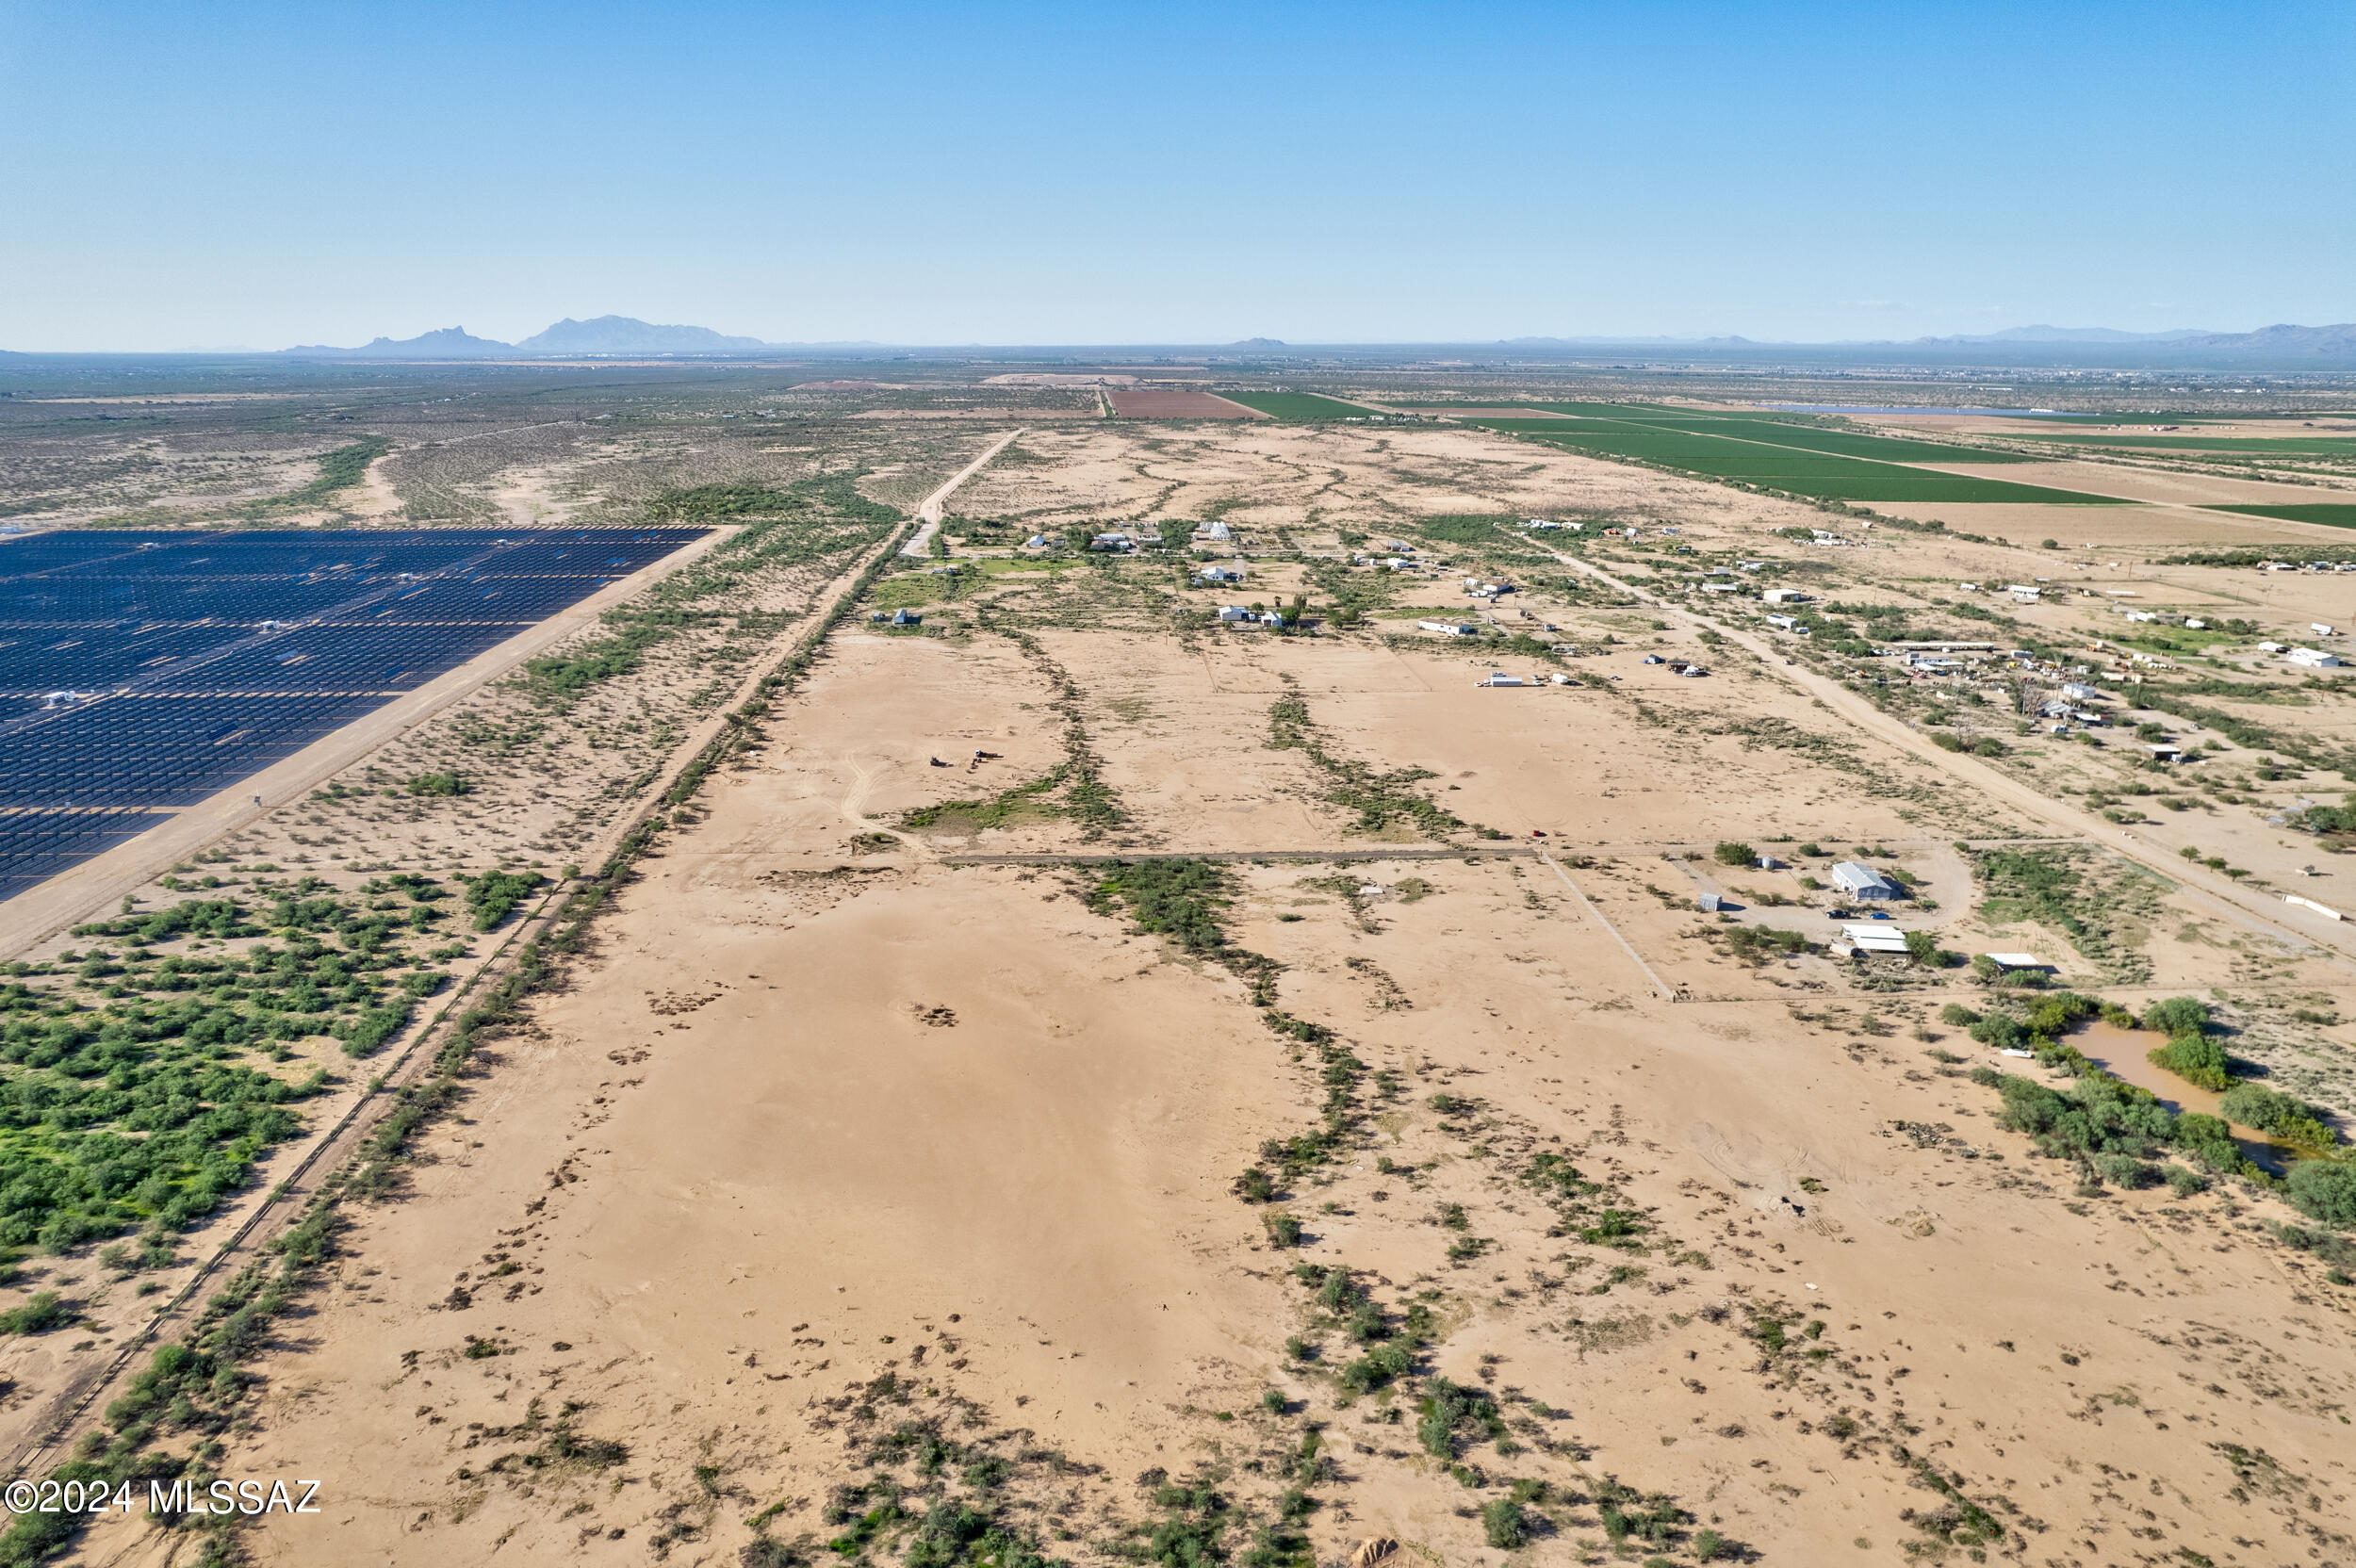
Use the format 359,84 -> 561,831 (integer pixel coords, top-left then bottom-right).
1107,389 -> 1269,419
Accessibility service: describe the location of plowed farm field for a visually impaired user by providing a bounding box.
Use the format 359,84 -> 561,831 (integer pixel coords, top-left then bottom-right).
1106,388 -> 1268,418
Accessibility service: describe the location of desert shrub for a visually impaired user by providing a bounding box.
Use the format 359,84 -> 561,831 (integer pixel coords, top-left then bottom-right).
2172,1113 -> 2240,1172
1340,1344 -> 1411,1394
1417,1376 -> 1502,1458
2286,1161 -> 2356,1229
1992,1071 -> 2173,1162
1692,1529 -> 1728,1562
0,1292 -> 69,1334
1724,926 -> 1808,964
1711,841 -> 1755,867
459,869 -> 545,932
1089,859 -> 1232,957
2095,1152 -> 2158,1188
1232,1168 -> 1274,1202
2163,1165 -> 2210,1197
2219,1084 -> 2336,1149
2142,996 -> 2210,1036
1480,1498 -> 1528,1549
1263,1212 -> 1302,1248
405,771 -> 468,796
1939,1003 -> 1980,1027
2149,1032 -> 2230,1091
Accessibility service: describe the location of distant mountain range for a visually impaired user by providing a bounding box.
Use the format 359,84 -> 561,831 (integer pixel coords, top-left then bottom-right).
9,318 -> 2342,369
1497,322 -> 2356,368
279,316 -> 782,358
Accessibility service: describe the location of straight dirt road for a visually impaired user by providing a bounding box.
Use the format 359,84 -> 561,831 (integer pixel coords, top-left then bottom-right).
900,428 -> 1025,557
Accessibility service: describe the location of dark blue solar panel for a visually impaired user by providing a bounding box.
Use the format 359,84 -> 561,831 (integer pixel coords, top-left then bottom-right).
0,526 -> 707,898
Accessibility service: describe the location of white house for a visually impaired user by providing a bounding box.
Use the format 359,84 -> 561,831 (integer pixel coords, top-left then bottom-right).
1217,605 -> 1254,623
1761,588 -> 1810,605
1198,565 -> 1245,584
2288,646 -> 2343,668
1417,619 -> 1477,637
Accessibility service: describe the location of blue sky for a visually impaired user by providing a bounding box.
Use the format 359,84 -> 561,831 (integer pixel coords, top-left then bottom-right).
2,0 -> 2348,351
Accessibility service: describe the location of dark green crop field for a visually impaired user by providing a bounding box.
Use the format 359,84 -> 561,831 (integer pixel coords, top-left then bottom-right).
2018,433 -> 2356,455
2214,503 -> 2356,529
1219,391 -> 1377,421
1462,406 -> 2126,506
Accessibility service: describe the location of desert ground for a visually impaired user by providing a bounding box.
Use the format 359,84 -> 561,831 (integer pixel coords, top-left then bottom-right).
0,361 -> 2352,1568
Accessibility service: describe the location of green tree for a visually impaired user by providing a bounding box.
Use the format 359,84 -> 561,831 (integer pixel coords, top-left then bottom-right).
2286,1161 -> 2356,1228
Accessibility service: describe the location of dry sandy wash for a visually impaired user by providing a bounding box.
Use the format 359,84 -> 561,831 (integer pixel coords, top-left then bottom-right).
54,415 -> 2356,1568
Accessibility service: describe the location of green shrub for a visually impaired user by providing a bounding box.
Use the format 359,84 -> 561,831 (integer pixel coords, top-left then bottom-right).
1264,1212 -> 1302,1248
2287,1162 -> 2356,1229
1480,1498 -> 1528,1549
2142,996 -> 2209,1036
1939,1003 -> 1980,1026
405,771 -> 468,796
2095,1152 -> 2158,1188
2163,1166 -> 2210,1198
2148,1032 -> 2230,1091
2219,1083 -> 2336,1149
460,869 -> 544,932
1693,1528 -> 1728,1562
1712,841 -> 1756,867
0,1292 -> 69,1334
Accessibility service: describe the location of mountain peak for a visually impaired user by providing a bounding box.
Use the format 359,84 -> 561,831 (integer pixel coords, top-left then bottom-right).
515,316 -> 770,354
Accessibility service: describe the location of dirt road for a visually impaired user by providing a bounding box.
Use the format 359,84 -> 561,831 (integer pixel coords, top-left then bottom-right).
900,428 -> 1025,557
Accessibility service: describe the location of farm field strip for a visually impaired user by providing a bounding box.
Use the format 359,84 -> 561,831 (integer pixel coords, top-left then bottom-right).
1464,407 -> 2127,505
1104,388 -> 1268,419
2014,433 -> 2356,454
1217,390 -> 1380,421
2214,502 -> 2356,529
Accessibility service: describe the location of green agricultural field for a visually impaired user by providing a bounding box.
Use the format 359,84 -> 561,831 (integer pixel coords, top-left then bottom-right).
1219,391 -> 1377,421
2213,503 -> 2356,529
1464,408 -> 2124,506
2016,433 -> 2356,455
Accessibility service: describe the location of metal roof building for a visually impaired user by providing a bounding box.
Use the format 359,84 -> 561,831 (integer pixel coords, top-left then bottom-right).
1830,860 -> 1901,900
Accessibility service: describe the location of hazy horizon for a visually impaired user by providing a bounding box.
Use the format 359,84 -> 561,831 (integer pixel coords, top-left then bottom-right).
4,0 -> 2350,352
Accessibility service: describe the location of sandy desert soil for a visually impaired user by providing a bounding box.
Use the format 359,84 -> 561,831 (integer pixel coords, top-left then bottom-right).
122,600 -> 2356,1568
10,393 -> 2356,1568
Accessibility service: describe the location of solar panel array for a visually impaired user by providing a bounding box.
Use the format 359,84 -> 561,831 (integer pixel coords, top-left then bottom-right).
0,527 -> 706,902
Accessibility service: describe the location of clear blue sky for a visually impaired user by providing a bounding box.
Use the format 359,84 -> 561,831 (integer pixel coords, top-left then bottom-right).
2,0 -> 2348,351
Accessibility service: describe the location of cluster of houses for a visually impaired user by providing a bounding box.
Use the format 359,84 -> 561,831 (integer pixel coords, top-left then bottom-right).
1638,654 -> 1709,677
2260,560 -> 2356,573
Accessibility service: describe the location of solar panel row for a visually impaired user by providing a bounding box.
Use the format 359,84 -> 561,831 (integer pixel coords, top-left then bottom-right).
0,527 -> 706,900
